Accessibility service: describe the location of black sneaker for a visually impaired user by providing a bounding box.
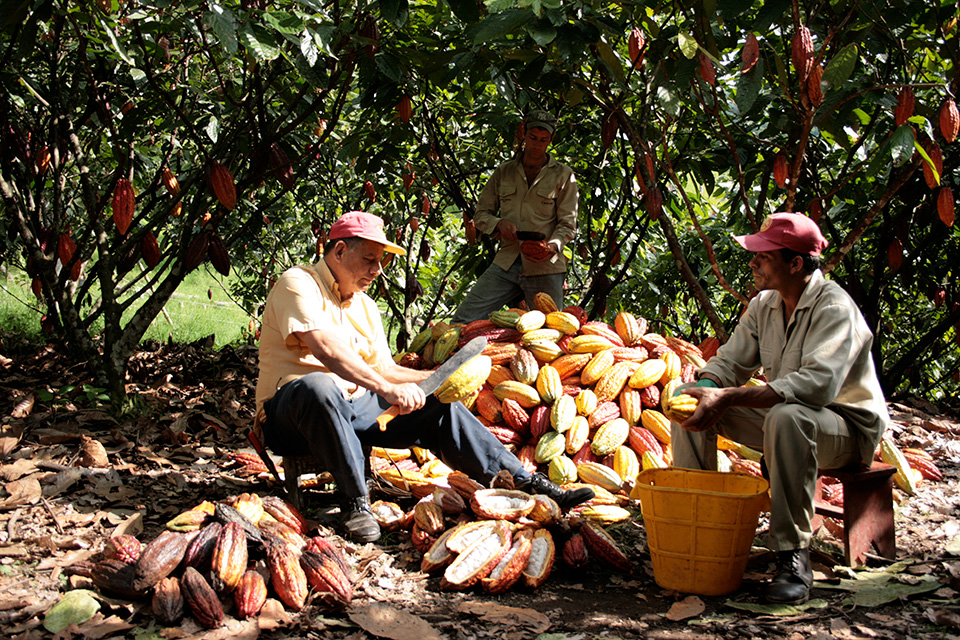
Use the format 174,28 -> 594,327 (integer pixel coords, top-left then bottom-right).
765,548 -> 813,604
340,496 -> 381,543
515,473 -> 595,511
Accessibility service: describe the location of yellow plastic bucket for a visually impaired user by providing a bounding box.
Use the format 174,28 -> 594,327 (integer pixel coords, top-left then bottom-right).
634,468 -> 769,596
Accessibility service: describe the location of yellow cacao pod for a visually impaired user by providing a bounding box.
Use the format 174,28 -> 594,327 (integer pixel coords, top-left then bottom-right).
435,355 -> 493,403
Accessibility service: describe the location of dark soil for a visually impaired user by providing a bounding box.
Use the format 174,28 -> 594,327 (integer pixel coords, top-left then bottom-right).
1,337 -> 959,639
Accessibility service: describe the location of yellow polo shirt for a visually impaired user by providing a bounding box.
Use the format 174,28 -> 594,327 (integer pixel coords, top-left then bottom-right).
255,259 -> 392,418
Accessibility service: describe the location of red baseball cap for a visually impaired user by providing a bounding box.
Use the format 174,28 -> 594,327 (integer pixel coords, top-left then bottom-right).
329,211 -> 405,255
734,212 -> 828,256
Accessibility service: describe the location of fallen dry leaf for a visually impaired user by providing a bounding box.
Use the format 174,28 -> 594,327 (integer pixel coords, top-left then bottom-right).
0,458 -> 38,481
665,595 -> 705,621
79,435 -> 110,468
0,476 -> 43,509
348,602 -> 444,640
456,601 -> 551,633
257,598 -> 293,631
11,392 -> 36,418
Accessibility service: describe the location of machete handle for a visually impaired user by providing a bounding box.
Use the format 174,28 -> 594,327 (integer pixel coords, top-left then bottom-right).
376,405 -> 401,431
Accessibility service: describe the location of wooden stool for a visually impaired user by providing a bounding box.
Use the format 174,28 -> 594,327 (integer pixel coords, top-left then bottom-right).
813,462 -> 896,567
281,456 -> 334,511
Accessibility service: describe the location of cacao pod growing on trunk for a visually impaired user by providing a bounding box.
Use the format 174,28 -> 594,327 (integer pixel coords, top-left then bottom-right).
113,178 -> 135,235
207,233 -> 231,276
208,161 -> 237,210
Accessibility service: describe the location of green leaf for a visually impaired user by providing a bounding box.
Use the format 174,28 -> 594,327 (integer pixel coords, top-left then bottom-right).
299,30 -> 317,66
723,598 -> 829,616
43,590 -> 100,633
309,25 -> 335,57
527,22 -> 557,46
735,59 -> 763,115
595,40 -> 625,86
889,124 -> 915,166
380,0 -> 410,27
823,44 -> 858,88
205,117 -> 220,144
914,139 -> 940,185
471,9 -> 532,44
263,11 -> 303,35
205,3 -> 238,55
656,83 -> 683,118
678,32 -> 698,59
375,54 -> 405,83
240,23 -> 281,61
99,18 -> 135,66
752,0 -> 790,32
446,0 -> 480,23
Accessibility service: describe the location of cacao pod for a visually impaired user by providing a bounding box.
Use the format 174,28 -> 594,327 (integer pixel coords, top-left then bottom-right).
791,24 -> 814,81
184,233 -> 209,272
161,166 -> 180,194
923,142 -> 944,188
133,530 -> 189,591
364,180 -> 376,202
698,53 -> 716,86
773,153 -> 789,188
601,112 -> 618,148
940,99 -> 959,143
113,178 -> 135,235
208,161 -> 237,210
152,576 -> 184,625
398,95 -> 413,123
520,240 -> 553,261
628,27 -> 644,68
741,33 -> 759,73
141,231 -> 161,269
35,145 -> 51,176
806,64 -> 823,106
234,570 -> 268,618
268,143 -> 294,190
646,186 -> 663,220
57,232 -> 76,265
895,87 -> 914,126
938,187 -> 955,227
181,566 -> 223,628
207,232 -> 230,276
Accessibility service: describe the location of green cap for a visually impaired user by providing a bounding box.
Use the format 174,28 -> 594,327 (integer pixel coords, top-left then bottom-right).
524,109 -> 556,134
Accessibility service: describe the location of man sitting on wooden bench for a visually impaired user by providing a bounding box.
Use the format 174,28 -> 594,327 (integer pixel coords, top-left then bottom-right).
254,211 -> 594,544
669,213 -> 890,604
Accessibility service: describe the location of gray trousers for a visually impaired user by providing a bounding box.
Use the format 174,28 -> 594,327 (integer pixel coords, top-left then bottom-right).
453,258 -> 565,324
670,403 -> 861,550
262,373 -> 525,499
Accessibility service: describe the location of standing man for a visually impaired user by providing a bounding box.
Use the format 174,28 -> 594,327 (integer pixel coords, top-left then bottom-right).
255,211 -> 593,543
453,110 -> 579,323
671,212 -> 889,604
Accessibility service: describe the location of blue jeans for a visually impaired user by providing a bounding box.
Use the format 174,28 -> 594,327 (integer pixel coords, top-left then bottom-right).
262,373 -> 525,498
453,258 -> 565,324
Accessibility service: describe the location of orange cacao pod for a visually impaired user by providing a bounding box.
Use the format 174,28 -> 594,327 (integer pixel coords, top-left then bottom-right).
208,161 -> 236,210
398,94 -> 413,123
940,99 -> 959,143
300,549 -> 354,605
364,180 -> 376,202
141,231 -> 160,269
628,27 -> 644,67
741,33 -> 759,72
923,142 -> 944,188
791,25 -> 814,81
773,153 -> 789,188
57,232 -> 76,266
234,570 -> 268,618
646,186 -> 663,220
895,87 -> 914,126
210,522 -> 247,593
520,240 -> 553,261
207,232 -> 231,276
938,187 -> 955,227
35,145 -> 51,176
160,166 -> 180,194
421,193 -> 430,214
112,178 -> 135,235
267,544 -> 308,611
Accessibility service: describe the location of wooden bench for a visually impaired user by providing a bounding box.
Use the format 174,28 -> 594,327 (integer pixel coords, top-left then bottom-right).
812,462 -> 897,567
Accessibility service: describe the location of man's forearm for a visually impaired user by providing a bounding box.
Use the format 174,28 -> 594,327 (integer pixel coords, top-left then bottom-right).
297,330 -> 393,396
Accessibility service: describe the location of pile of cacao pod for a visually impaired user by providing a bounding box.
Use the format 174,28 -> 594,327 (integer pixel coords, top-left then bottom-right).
78,493 -> 353,629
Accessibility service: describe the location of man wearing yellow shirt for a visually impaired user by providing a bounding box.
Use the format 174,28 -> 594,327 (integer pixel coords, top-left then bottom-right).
255,211 -> 593,543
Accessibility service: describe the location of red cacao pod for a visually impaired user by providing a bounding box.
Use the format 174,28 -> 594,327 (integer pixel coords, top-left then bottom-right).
806,64 -> 823,106
938,187 -> 955,227
268,143 -> 294,190
809,198 -> 823,222
741,33 -> 759,73
521,240 -> 552,261
35,145 -> 51,176
142,231 -> 160,269
895,87 -> 914,126
403,163 -> 415,190
940,99 -> 959,143
184,233 -> 209,272
791,25 -> 814,81
421,193 -> 430,215
645,186 -> 663,220
698,53 -> 716,86
364,180 -> 376,202
887,238 -> 903,272
773,153 -> 789,188
207,233 -> 231,276
628,27 -> 644,67
464,216 -> 477,245
57,232 -> 76,265
113,178 -> 135,235
208,161 -> 236,210
601,112 -> 618,148
31,277 -> 42,299
398,95 -> 412,123
922,142 -> 944,188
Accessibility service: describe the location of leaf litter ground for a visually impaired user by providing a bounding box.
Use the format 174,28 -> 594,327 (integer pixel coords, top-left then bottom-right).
0,337 -> 959,639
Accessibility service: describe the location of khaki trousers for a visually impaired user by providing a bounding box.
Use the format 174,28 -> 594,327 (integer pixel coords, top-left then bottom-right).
670,403 -> 861,550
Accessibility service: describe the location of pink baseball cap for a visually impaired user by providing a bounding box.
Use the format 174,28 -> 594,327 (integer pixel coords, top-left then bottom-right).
329,211 -> 405,255
734,212 -> 829,256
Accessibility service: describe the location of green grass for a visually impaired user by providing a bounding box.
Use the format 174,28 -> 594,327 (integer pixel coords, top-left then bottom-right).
0,266 -> 252,350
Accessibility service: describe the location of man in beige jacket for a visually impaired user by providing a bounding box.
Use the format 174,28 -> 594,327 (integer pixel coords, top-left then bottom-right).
671,212 -> 889,604
453,110 -> 578,322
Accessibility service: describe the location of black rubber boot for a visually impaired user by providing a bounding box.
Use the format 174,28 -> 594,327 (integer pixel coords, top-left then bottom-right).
340,496 -> 381,543
765,548 -> 813,604
515,473 -> 595,510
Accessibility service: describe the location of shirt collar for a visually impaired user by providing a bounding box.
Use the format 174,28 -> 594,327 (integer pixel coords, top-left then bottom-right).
311,258 -> 347,305
756,269 -> 825,311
